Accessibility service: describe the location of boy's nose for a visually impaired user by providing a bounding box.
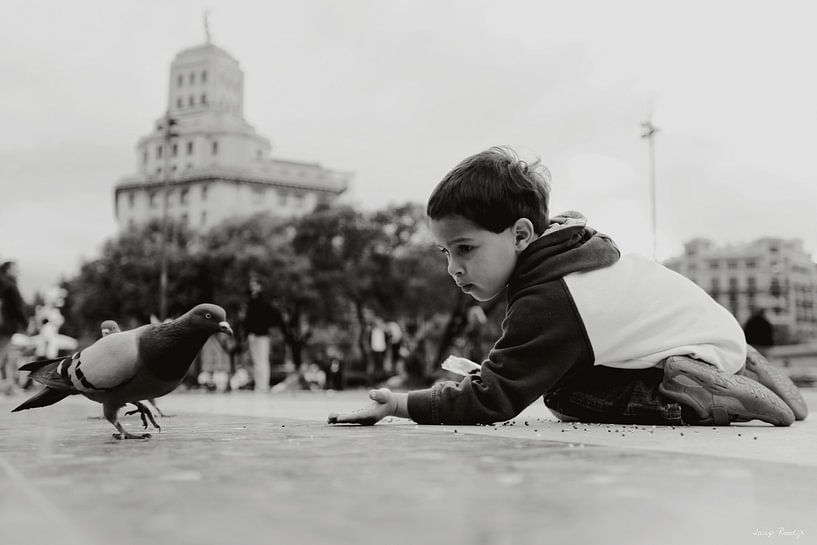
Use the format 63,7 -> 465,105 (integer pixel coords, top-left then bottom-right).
447,259 -> 464,277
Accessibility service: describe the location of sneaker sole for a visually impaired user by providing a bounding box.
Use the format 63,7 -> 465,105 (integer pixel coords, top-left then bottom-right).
660,357 -> 794,427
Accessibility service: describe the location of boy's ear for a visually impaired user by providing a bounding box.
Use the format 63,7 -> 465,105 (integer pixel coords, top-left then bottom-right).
513,218 -> 536,251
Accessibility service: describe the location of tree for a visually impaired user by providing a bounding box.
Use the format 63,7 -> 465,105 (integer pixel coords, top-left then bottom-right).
63,220 -> 196,337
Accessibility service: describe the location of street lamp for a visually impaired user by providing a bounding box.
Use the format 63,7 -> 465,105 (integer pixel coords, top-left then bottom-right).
158,112 -> 178,320
641,117 -> 659,261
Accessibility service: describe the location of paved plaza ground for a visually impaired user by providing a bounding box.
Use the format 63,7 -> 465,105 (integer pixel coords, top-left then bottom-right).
1,387 -> 816,545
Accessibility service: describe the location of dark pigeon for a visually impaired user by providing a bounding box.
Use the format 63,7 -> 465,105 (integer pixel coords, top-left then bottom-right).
13,303 -> 233,439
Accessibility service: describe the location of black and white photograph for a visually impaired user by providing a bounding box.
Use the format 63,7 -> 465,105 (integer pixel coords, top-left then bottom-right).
1,2 -> 815,544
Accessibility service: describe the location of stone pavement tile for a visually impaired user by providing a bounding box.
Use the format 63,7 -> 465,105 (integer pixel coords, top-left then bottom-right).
1,391 -> 816,545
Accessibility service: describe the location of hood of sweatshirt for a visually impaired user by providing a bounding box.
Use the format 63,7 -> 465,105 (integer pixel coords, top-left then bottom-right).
508,211 -> 620,293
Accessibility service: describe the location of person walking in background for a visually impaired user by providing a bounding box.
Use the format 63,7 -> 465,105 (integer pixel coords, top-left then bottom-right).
743,309 -> 775,358
242,276 -> 282,393
0,261 -> 28,392
368,316 -> 388,383
386,320 -> 404,375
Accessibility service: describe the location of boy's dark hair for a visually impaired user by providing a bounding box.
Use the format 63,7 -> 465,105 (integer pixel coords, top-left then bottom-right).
426,146 -> 551,234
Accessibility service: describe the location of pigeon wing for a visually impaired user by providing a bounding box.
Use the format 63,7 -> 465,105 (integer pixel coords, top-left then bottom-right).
67,325 -> 150,392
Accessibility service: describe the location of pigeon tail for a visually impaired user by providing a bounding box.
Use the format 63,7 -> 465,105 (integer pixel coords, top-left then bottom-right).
18,355 -> 76,391
18,356 -> 65,374
12,387 -> 74,412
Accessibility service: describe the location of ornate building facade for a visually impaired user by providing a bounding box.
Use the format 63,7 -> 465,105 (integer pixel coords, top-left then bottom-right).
665,238 -> 817,342
114,39 -> 350,231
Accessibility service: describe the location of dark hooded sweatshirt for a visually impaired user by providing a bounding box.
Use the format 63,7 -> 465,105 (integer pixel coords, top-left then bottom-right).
407,212 -> 747,425
407,213 -> 620,425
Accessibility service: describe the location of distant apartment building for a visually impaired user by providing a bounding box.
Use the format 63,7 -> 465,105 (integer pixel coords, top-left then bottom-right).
114,39 -> 350,231
664,238 -> 817,342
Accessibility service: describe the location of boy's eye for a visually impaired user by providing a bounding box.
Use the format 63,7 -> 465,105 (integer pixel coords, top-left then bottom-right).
457,245 -> 474,255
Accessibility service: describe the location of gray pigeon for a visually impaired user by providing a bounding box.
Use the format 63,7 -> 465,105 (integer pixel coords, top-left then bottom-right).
100,319 -> 166,421
13,303 -> 233,439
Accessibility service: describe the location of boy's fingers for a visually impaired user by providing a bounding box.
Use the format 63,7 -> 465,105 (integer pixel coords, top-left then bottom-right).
369,388 -> 389,402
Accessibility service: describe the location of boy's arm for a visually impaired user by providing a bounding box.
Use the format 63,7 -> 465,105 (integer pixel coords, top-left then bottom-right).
327,389 -> 409,425
407,281 -> 594,425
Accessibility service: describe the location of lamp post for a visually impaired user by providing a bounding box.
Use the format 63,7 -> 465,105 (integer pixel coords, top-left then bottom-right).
641,117 -> 659,261
158,112 -> 178,320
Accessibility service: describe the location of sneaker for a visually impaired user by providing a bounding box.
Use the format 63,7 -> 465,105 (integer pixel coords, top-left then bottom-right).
659,356 -> 794,427
740,345 -> 808,421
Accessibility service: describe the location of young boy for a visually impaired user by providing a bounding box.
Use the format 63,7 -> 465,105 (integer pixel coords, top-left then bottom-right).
328,147 -> 807,427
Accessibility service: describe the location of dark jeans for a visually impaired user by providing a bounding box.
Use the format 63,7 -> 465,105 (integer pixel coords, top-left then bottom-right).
543,364 -> 683,425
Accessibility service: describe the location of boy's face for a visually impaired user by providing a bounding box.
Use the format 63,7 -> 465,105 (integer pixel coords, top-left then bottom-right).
430,215 -> 520,302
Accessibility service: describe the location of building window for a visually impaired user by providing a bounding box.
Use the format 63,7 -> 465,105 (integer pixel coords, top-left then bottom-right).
177,74 -> 183,87
212,141 -> 218,155
189,72 -> 195,85
177,97 -> 183,109
189,95 -> 195,106
709,260 -> 720,270
295,193 -> 305,208
187,141 -> 194,155
201,184 -> 208,200
201,211 -> 207,226
172,143 -> 178,157
278,190 -> 287,206
171,165 -> 177,173
253,186 -> 265,203
128,192 -> 135,208
201,93 -> 207,104
181,213 -> 188,225
202,70 -> 207,83
746,259 -> 757,269
149,192 -> 158,208
729,277 -> 738,289
128,218 -> 135,230
180,188 -> 189,204
156,145 -> 163,159
727,260 -> 737,270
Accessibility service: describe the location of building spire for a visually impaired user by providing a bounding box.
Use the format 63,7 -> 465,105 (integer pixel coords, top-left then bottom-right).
204,10 -> 211,43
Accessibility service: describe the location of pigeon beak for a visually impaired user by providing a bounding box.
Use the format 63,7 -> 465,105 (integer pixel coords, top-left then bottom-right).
219,321 -> 234,336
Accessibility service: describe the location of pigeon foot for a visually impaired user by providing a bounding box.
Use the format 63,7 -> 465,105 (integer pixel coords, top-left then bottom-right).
112,431 -> 152,440
125,401 -> 162,431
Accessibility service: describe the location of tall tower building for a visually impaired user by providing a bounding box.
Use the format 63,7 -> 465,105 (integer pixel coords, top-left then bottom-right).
114,38 -> 350,231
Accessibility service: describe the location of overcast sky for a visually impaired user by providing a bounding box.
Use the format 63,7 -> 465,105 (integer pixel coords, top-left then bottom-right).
2,0 -> 816,299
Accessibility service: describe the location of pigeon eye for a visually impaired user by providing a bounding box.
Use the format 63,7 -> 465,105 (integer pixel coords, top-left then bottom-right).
205,313 -> 211,319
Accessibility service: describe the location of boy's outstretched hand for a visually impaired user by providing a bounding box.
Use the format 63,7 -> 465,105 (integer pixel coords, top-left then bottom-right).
327,388 -> 406,426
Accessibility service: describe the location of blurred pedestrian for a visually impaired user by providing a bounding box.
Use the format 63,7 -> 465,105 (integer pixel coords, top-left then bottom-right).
386,320 -> 404,374
242,276 -> 283,392
368,316 -> 387,383
744,309 -> 774,358
0,261 -> 28,390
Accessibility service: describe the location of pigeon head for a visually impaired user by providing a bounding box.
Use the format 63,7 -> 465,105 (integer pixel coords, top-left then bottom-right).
100,320 -> 121,336
183,304 -> 233,336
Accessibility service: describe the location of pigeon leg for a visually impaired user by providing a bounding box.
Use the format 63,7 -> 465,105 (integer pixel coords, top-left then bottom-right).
124,401 -> 161,431
104,402 -> 151,440
147,398 -> 166,417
